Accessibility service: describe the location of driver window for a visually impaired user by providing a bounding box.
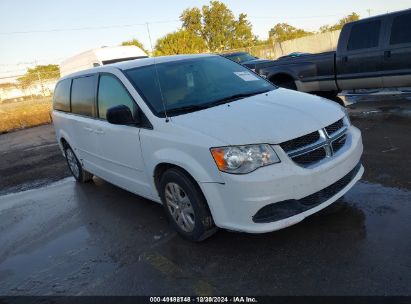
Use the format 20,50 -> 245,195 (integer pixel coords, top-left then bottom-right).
98,75 -> 136,120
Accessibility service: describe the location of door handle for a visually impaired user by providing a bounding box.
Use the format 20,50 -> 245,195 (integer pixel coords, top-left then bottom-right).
342,56 -> 348,63
94,128 -> 104,135
84,127 -> 93,132
384,50 -> 391,59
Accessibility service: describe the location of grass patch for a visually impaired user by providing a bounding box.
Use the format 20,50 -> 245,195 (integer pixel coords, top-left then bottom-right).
0,98 -> 52,134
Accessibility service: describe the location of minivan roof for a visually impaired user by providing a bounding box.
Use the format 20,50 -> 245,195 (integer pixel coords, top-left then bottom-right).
59,54 -> 216,80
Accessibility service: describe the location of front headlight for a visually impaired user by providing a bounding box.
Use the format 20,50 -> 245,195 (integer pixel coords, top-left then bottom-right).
210,144 -> 280,174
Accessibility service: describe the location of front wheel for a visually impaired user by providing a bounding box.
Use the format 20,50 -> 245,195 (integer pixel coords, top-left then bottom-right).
159,168 -> 217,241
275,80 -> 297,90
64,146 -> 93,183
314,91 -> 345,106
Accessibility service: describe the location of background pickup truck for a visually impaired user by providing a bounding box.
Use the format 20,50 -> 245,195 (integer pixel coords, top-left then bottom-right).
255,9 -> 411,99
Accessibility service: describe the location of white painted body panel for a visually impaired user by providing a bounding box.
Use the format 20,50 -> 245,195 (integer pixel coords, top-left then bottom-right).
200,126 -> 363,232
171,88 -> 345,145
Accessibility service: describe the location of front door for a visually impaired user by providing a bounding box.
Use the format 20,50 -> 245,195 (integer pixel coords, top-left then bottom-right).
337,19 -> 384,90
92,73 -> 152,198
382,11 -> 411,88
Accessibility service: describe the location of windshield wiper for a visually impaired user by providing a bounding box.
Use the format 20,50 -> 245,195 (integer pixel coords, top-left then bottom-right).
160,104 -> 212,115
159,89 -> 272,116
205,89 -> 271,107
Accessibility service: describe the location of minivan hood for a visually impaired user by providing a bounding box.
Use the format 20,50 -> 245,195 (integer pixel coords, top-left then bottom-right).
171,88 -> 345,145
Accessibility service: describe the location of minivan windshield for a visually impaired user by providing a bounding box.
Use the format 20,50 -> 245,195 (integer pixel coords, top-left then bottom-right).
124,56 -> 276,117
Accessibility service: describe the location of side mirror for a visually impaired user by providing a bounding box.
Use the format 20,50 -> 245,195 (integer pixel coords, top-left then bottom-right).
106,105 -> 138,125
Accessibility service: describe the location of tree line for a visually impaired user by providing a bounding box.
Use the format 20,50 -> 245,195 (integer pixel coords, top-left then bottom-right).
123,1 -> 359,55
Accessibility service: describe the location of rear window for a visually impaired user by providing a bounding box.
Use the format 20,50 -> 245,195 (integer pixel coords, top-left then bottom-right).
71,75 -> 96,117
53,79 -> 71,112
390,13 -> 411,45
347,20 -> 381,51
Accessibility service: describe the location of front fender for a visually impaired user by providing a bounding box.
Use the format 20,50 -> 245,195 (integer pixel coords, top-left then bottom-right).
149,147 -> 225,185
261,66 -> 299,81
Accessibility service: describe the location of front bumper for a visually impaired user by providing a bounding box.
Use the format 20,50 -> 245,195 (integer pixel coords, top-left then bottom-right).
200,125 -> 363,233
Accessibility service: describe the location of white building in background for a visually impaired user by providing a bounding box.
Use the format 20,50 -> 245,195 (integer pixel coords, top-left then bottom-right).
0,79 -> 57,103
0,45 -> 148,103
60,46 -> 148,77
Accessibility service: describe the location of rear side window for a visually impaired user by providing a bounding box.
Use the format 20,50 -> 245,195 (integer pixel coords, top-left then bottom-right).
71,76 -> 96,117
390,13 -> 411,45
97,75 -> 136,120
53,79 -> 71,112
347,20 -> 381,51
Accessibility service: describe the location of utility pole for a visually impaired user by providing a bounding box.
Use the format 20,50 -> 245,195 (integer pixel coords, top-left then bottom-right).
366,9 -> 372,17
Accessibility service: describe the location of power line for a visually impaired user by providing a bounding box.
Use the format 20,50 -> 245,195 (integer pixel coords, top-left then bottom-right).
0,61 -> 36,66
0,10 -> 371,36
249,13 -> 342,20
0,20 -> 180,35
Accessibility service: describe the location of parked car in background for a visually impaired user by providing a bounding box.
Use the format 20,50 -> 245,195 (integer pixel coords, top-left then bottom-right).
254,9 -> 411,99
60,46 -> 148,77
221,52 -> 272,71
277,52 -> 310,60
53,54 -> 363,241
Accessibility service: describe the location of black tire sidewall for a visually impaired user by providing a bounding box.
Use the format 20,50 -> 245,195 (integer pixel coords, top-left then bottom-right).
159,168 -> 214,241
64,146 -> 83,182
278,81 -> 297,90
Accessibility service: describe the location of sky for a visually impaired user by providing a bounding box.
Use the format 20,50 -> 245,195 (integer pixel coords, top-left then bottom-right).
0,0 -> 410,82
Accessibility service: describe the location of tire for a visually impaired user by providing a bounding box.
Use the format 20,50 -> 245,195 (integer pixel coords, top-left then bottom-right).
159,168 -> 217,241
276,80 -> 297,90
316,91 -> 339,100
64,145 -> 93,183
314,92 -> 345,106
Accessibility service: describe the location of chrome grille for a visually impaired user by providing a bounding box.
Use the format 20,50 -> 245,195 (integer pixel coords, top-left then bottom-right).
332,134 -> 347,153
325,119 -> 344,136
293,147 -> 326,166
278,118 -> 348,167
280,131 -> 320,153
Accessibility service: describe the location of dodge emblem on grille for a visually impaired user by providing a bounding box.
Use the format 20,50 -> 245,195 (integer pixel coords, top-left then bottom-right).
320,129 -> 334,157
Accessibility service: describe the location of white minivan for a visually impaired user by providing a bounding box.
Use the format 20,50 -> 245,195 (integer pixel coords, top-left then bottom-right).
52,54 -> 364,241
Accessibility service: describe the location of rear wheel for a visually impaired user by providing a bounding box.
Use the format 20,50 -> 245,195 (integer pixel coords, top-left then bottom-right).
159,168 -> 217,241
276,80 -> 297,90
314,91 -> 345,106
64,146 -> 93,183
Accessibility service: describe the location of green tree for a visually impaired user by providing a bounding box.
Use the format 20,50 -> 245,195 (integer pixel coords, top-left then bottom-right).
121,38 -> 149,54
320,12 -> 360,33
17,64 -> 60,89
201,1 -> 236,51
179,1 -> 254,52
268,23 -> 314,42
180,7 -> 203,36
231,13 -> 255,49
154,30 -> 207,56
